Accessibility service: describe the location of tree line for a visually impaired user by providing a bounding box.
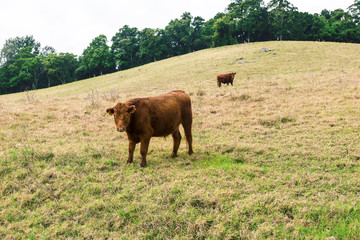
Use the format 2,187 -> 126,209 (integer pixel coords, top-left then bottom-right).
1,0 -> 359,95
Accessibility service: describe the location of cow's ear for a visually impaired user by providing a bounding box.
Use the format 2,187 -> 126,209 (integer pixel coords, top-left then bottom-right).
106,108 -> 115,115
128,105 -> 136,114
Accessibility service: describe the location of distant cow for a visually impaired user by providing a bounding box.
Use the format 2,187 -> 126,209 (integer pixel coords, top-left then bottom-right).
106,90 -> 193,167
217,72 -> 236,87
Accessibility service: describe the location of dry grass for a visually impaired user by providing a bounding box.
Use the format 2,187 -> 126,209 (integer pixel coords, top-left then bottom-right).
1,41 -> 360,239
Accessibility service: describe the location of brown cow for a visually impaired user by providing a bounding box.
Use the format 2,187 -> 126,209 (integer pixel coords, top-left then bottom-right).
106,90 -> 193,167
217,72 -> 236,87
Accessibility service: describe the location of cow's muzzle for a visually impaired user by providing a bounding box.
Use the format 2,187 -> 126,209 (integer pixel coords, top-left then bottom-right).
117,127 -> 126,132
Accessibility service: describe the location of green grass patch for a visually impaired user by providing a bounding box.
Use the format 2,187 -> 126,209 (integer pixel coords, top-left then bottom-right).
1,41 -> 360,238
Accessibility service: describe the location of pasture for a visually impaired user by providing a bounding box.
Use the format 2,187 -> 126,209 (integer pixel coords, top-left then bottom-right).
1,41 -> 360,239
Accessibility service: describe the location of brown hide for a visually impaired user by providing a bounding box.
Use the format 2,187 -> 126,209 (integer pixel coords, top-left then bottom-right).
106,90 -> 193,167
217,72 -> 236,87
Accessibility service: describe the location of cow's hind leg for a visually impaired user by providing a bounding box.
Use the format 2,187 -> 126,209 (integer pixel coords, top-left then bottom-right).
171,128 -> 182,158
182,120 -> 193,155
140,137 -> 151,167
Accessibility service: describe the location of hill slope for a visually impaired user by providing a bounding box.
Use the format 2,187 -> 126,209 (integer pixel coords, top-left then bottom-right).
1,41 -> 360,239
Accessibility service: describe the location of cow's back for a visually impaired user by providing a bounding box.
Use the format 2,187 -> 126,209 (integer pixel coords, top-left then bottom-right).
127,90 -> 192,137
217,74 -> 229,82
217,73 -> 235,85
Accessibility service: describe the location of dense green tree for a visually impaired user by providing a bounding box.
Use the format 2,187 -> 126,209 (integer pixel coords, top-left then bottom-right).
165,12 -> 193,56
154,29 -> 172,60
328,9 -> 358,42
228,0 -> 270,42
286,11 -> 314,40
212,16 -> 237,47
0,35 -> 40,65
348,0 -> 360,23
348,0 -> 360,43
310,14 -> 333,41
0,36 -> 45,93
201,17 -> 217,48
191,16 -> 210,51
320,9 -> 332,20
43,53 -> 78,87
268,0 -> 298,40
137,28 -> 160,63
74,64 -> 88,81
6,47 -> 43,92
243,1 -> 270,42
78,35 -> 114,78
0,65 -> 10,94
111,25 -> 139,70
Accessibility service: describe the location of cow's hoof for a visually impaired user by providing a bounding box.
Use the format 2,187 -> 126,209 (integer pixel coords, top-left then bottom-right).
140,162 -> 147,167
171,153 -> 178,158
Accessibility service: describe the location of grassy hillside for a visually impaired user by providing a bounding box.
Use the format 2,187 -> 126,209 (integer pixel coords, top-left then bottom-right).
1,41 -> 360,239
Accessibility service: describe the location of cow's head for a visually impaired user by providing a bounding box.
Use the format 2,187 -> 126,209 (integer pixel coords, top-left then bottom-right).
231,72 -> 236,78
106,103 -> 136,132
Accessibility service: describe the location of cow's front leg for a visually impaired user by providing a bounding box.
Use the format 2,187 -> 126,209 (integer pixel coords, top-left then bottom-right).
140,137 -> 151,167
127,141 -> 136,164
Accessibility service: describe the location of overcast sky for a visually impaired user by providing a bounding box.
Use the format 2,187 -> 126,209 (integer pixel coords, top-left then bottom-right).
0,0 -> 355,56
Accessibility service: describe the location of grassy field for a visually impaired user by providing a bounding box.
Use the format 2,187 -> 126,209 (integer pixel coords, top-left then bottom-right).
1,41 -> 360,239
